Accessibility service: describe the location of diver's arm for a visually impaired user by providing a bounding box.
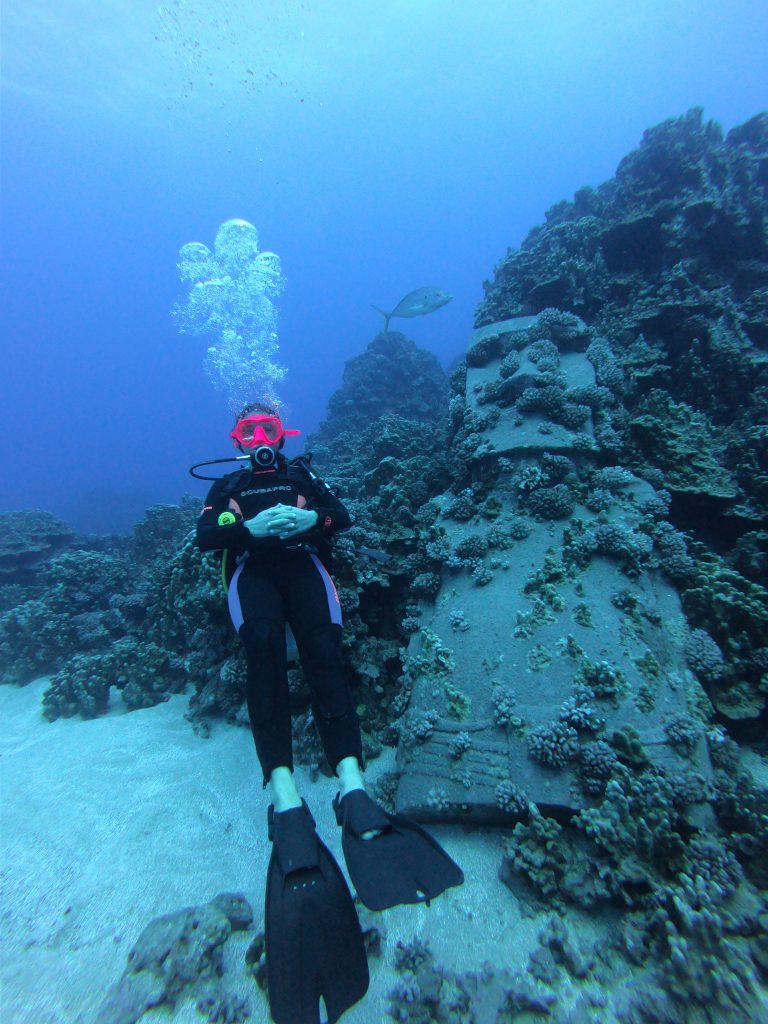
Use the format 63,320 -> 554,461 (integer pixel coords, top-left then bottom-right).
195,479 -> 252,553
306,485 -> 352,537
274,468 -> 351,542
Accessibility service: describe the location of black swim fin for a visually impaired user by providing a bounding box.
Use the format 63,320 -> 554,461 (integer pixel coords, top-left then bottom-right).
332,789 -> 464,912
265,800 -> 369,1024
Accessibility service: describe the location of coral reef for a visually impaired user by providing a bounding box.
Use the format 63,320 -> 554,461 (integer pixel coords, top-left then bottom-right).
527,721 -> 580,768
0,502 -> 231,723
0,548 -> 132,687
475,108 -> 768,721
579,740 -> 621,795
631,389 -> 737,498
684,627 -> 725,682
496,780 -> 529,816
315,331 -> 448,441
43,638 -> 187,721
627,875 -> 766,1023
0,509 -> 75,588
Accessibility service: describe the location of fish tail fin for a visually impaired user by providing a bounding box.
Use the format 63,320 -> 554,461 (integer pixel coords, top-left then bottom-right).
371,305 -> 391,332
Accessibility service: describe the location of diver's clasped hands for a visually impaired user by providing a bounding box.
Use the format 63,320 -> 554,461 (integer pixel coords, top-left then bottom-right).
244,504 -> 318,540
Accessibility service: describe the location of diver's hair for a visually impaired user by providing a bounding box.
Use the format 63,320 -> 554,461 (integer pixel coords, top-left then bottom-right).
233,401 -> 285,449
234,400 -> 279,424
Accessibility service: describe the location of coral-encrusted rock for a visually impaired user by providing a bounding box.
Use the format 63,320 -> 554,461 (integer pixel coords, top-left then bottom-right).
476,108 -> 768,531
630,390 -> 737,499
0,509 -> 74,583
459,107 -> 768,729
319,330 -> 448,440
394,312 -> 713,824
463,315 -> 597,458
95,894 -> 251,1024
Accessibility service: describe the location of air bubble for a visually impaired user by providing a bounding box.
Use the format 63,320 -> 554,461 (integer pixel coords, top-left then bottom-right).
172,219 -> 287,411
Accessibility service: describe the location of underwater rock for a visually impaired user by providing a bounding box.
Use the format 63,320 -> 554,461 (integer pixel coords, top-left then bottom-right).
0,509 -> 74,584
466,314 -> 542,366
317,331 -> 448,441
196,991 -> 251,1023
394,312 -> 714,825
464,318 -> 597,458
469,107 -> 768,724
95,893 -> 251,1024
209,892 -> 255,931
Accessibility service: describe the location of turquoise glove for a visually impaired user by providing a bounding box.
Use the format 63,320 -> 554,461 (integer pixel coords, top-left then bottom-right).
277,506 -> 318,539
243,505 -> 297,539
243,504 -> 318,540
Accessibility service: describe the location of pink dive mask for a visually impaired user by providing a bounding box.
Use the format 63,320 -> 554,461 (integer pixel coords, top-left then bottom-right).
230,415 -> 300,448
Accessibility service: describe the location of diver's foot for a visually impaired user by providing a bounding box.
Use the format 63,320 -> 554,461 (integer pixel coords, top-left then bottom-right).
360,825 -> 384,841
336,756 -> 365,797
336,782 -> 381,838
333,789 -> 465,911
335,787 -> 383,841
336,758 -> 382,838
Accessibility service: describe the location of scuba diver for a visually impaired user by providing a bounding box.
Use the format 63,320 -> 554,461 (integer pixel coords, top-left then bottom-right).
194,403 -> 463,1024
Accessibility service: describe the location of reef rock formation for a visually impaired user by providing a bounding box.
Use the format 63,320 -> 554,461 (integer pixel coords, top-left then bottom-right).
469,108 -> 768,725
95,893 -> 253,1024
394,312 -> 714,826
317,330 -> 448,440
0,509 -> 74,587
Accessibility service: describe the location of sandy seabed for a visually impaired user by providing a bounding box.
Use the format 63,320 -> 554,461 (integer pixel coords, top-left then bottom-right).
0,678 -> 541,1024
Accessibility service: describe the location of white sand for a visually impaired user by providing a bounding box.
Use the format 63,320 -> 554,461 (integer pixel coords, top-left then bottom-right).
0,679 -> 539,1024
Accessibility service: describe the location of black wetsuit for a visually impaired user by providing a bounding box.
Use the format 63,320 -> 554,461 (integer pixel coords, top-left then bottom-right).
196,453 -> 363,785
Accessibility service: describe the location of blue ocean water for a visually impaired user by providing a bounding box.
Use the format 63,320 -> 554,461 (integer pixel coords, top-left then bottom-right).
2,0 -> 766,533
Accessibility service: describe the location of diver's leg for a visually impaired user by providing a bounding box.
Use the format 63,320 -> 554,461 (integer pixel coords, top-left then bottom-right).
336,755 -> 365,796
269,766 -> 301,812
284,553 -> 364,779
232,562 -> 299,808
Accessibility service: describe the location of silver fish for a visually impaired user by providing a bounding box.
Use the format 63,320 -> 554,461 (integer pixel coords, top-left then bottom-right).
358,545 -> 392,564
372,286 -> 452,332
